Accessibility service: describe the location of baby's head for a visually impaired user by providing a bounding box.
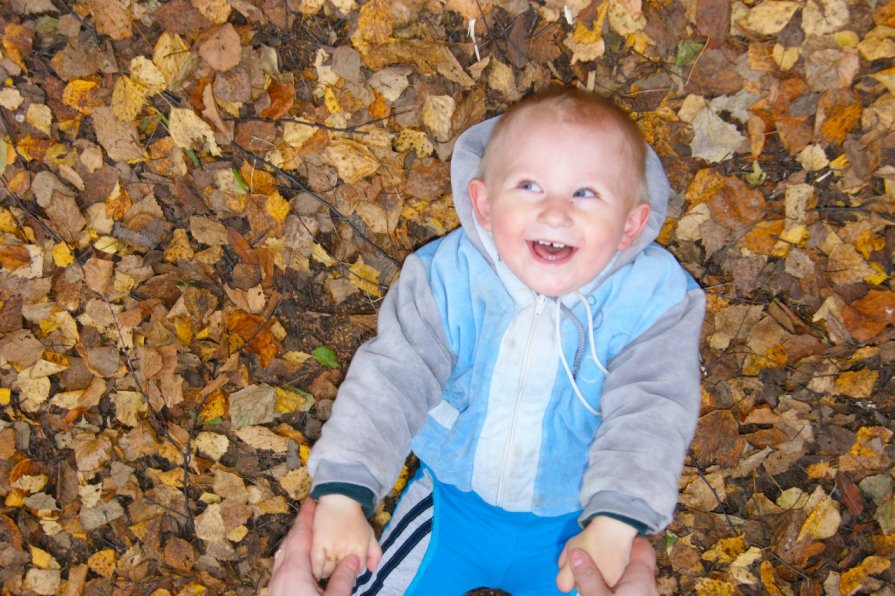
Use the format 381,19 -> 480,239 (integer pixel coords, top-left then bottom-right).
468,87 -> 652,297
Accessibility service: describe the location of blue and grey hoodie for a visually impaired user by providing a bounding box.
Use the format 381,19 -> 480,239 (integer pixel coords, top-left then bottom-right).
308,116 -> 705,533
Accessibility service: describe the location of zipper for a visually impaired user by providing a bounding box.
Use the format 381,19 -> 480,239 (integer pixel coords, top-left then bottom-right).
495,294 -> 548,505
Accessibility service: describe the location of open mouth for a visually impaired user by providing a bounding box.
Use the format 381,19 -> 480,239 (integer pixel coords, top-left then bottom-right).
529,240 -> 576,263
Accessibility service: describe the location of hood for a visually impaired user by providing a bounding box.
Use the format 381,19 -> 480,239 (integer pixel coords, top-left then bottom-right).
449,115 -> 671,294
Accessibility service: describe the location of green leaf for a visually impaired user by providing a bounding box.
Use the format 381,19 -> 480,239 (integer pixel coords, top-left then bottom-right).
745,161 -> 767,186
675,40 -> 704,69
312,346 -> 340,368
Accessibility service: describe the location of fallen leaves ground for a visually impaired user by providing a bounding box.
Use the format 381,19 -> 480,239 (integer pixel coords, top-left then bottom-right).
0,0 -> 893,594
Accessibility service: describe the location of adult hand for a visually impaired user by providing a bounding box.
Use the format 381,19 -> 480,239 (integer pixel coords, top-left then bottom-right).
268,500 -> 360,596
570,537 -> 659,596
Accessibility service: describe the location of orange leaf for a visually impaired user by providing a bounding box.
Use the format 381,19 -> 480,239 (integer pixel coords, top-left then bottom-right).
817,90 -> 861,145
227,226 -> 259,266
259,80 -> 295,120
2,23 -> 32,72
841,290 -> 895,343
0,245 -> 32,270
239,162 -> 277,195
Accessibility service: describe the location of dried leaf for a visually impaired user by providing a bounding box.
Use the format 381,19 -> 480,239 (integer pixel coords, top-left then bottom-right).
739,1 -> 800,36
168,107 -> 222,156
198,24 -> 242,72
690,108 -> 746,163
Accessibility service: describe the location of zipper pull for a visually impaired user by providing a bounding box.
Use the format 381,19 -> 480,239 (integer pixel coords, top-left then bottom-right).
534,294 -> 548,317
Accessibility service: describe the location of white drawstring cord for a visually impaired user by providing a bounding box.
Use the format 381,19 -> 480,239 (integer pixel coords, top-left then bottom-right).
555,301 -> 600,416
576,292 -> 610,376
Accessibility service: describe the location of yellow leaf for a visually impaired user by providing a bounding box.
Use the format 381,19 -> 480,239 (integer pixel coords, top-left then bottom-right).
702,535 -> 746,564
193,0 -> 232,24
312,244 -> 336,266
174,315 -> 193,345
165,228 -> 195,263
26,104 -> 53,136
848,426 -> 892,458
694,577 -> 736,595
111,76 -> 146,122
283,119 -> 319,148
275,386 -> 308,414
324,140 -> 379,184
572,20 -> 602,45
840,555 -> 891,595
865,262 -> 888,285
266,191 -> 291,223
871,65 -> 895,94
608,0 -> 646,36
6,489 -> 25,507
227,524 -> 248,542
0,207 -> 17,233
129,56 -> 166,95
0,387 -> 10,406
324,86 -> 342,114
168,108 -> 221,156
772,43 -> 800,70
835,369 -> 878,399
62,80 -> 101,115
300,444 -> 311,465
421,95 -> 455,138
349,257 -> 382,298
153,33 -> 191,87
797,490 -> 841,541
356,0 -> 393,44
151,468 -> 184,488
739,1 -> 800,36
395,128 -> 434,157
52,243 -> 74,268
30,545 -> 60,570
87,548 -> 117,578
199,391 -> 227,423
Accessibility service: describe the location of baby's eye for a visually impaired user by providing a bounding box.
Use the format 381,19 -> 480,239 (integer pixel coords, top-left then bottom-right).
573,188 -> 598,199
519,180 -> 542,192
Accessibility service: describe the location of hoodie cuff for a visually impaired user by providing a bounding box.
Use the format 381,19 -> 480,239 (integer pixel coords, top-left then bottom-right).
310,483 -> 376,517
581,512 -> 650,536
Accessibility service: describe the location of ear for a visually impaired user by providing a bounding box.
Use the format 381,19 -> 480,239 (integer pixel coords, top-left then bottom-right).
468,178 -> 492,230
617,203 -> 650,251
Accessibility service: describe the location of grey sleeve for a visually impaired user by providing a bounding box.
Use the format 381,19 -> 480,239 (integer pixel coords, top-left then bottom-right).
579,286 -> 705,533
307,254 -> 454,504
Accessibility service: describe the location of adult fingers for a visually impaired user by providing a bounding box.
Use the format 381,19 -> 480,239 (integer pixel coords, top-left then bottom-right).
613,538 -> 658,596
324,554 -> 360,596
568,548 -> 609,596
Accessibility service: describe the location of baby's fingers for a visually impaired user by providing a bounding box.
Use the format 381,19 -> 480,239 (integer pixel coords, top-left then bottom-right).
366,539 -> 383,572
310,545 -> 334,580
555,561 -> 576,593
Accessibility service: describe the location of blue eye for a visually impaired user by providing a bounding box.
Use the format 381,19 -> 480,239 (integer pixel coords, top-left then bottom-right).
519,181 -> 542,192
573,188 -> 598,198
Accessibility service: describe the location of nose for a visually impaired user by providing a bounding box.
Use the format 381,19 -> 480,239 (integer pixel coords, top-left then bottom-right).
537,194 -> 573,227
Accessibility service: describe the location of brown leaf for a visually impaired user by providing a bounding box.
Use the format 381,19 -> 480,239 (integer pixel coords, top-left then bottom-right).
83,257 -> 114,295
163,537 -> 196,572
227,226 -> 260,266
85,0 -> 133,40
73,431 -> 113,473
691,410 -> 746,467
197,24 -> 242,72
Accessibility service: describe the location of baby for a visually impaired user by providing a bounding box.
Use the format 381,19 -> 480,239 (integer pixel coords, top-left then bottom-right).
306,86 -> 704,594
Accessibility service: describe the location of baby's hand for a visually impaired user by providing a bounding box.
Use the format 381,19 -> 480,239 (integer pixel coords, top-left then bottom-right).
556,516 -> 638,592
310,495 -> 382,580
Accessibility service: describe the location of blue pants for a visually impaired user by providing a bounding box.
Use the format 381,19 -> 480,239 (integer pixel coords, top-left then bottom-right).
353,469 -> 580,595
